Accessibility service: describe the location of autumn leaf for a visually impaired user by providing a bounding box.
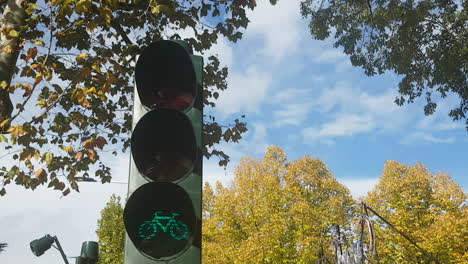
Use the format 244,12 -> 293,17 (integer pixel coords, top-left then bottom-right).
61,145 -> 73,154
2,45 -> 13,53
22,83 -> 33,97
86,87 -> 97,94
0,80 -> 8,89
87,148 -> 96,161
91,62 -> 101,73
7,125 -> 24,136
75,151 -> 83,160
80,67 -> 92,78
34,39 -> 45,46
25,47 -> 38,61
34,73 -> 42,86
34,168 -> 47,179
19,149 -> 31,160
95,136 -> 107,149
76,52 -> 89,61
8,29 -> 19,37
82,138 -> 94,149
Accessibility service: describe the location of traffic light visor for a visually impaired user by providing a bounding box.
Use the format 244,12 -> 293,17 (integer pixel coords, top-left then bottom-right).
135,40 -> 197,110
123,182 -> 196,260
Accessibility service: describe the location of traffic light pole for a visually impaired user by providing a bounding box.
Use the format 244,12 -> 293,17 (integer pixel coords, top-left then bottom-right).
123,40 -> 203,264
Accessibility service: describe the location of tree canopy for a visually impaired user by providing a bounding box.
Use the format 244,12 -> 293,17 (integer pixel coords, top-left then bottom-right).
300,0 -> 467,130
202,145 -> 356,263
364,161 -> 467,263
95,194 -> 125,264
0,0 -> 281,196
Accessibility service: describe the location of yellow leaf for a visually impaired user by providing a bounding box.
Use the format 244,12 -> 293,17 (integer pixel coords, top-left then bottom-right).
0,119 -> 10,128
0,80 -> 8,89
87,87 -> 97,94
61,145 -> 73,154
2,45 -> 13,53
8,29 -> 19,37
34,73 -> 43,86
34,39 -> 45,46
91,63 -> 101,73
7,124 -> 24,136
77,52 -> 89,59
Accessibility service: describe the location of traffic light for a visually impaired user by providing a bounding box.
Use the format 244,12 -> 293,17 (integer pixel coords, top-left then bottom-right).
123,40 -> 203,264
79,241 -> 99,264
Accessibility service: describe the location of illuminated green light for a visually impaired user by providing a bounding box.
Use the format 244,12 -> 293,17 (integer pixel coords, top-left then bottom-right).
138,211 -> 189,240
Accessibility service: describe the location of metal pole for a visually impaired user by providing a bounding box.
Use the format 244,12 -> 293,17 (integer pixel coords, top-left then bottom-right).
53,236 -> 70,264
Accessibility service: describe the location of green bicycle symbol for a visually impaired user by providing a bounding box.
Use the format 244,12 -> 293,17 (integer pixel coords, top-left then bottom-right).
138,211 -> 189,240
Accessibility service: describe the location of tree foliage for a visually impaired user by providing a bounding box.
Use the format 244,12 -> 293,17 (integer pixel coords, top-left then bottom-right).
0,0 -> 274,196
0,242 -> 7,254
202,145 -> 356,264
300,0 -> 467,130
95,194 -> 124,264
364,161 -> 468,264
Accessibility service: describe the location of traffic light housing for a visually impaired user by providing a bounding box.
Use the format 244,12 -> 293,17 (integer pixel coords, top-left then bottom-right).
123,40 -> 203,264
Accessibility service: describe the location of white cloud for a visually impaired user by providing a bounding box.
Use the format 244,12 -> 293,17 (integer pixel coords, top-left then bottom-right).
316,81 -> 355,113
300,80 -> 438,143
337,178 -> 379,199
302,113 -> 376,144
245,0 -> 302,62
312,48 -> 348,63
214,66 -> 272,115
273,102 -> 313,126
400,132 -> 456,144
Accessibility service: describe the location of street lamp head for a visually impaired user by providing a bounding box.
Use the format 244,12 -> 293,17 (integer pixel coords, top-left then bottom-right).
30,234 -> 54,256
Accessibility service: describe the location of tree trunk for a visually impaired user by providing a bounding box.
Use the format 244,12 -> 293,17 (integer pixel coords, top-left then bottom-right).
0,0 -> 26,133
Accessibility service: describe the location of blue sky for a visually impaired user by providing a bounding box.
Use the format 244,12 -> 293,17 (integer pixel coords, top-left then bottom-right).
0,0 -> 466,263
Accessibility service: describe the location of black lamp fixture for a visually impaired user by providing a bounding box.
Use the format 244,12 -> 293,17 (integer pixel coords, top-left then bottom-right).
30,235 -> 99,264
30,234 -> 69,264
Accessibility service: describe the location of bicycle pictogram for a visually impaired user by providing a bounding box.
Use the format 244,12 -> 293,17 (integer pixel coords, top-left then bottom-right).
138,211 -> 189,240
